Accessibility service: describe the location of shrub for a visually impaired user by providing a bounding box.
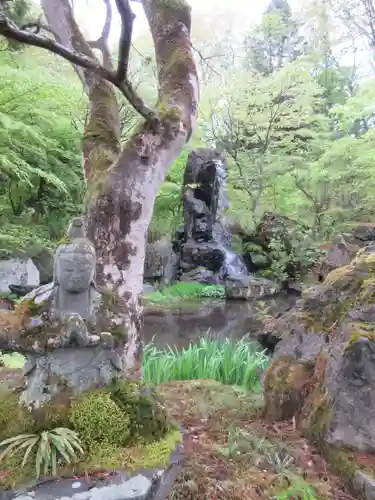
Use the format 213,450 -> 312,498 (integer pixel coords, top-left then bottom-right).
70,391 -> 130,447
265,229 -> 323,283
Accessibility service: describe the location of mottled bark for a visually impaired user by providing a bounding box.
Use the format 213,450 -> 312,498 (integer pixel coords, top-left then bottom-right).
86,1 -> 199,373
0,0 -> 199,375
41,0 -> 121,184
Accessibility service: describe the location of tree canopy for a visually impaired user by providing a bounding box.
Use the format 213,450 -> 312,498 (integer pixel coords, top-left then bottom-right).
1,0 -> 375,257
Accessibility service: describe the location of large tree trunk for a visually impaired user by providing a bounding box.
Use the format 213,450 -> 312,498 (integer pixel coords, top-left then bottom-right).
41,0 -> 121,185
86,1 -> 199,372
12,0 -> 200,374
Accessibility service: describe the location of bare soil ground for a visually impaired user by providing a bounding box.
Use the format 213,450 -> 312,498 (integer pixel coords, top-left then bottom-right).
159,380 -> 357,500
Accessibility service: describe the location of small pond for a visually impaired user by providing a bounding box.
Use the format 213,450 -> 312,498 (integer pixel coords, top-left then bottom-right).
142,293 -> 298,348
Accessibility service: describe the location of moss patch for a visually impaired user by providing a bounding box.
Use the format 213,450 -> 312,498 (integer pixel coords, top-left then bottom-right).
302,386 -> 333,442
119,428 -> 182,471
70,390 -> 131,446
263,357 -> 314,421
346,321 -> 375,346
0,380 -> 175,490
144,282 -> 225,306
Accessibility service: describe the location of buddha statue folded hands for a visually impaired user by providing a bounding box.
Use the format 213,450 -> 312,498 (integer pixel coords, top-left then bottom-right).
0,217 -> 129,406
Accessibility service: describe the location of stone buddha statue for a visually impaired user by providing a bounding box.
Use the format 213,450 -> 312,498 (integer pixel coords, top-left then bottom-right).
0,217 -> 126,406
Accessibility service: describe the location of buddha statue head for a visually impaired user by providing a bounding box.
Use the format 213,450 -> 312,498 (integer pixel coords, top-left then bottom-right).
54,217 -> 96,293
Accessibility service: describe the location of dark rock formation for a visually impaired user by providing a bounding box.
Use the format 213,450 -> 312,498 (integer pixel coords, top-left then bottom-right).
175,148 -> 249,285
0,443 -> 183,500
29,246 -> 54,285
144,236 -> 178,286
353,223 -> 375,242
8,284 -> 37,297
262,244 -> 375,454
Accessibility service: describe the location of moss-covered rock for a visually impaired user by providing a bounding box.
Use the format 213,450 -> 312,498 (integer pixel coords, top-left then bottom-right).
263,356 -> 314,421
263,245 -> 375,455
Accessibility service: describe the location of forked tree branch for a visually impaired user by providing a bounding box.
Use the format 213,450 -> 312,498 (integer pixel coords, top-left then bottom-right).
0,7 -> 156,122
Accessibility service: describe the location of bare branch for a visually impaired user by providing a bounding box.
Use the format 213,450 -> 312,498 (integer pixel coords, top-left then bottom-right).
0,14 -> 157,122
87,0 -> 112,69
192,44 -> 221,76
101,0 -> 112,44
115,0 -> 135,82
131,44 -> 157,77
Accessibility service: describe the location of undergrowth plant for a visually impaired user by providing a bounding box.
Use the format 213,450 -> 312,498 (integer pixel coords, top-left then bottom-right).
142,336 -> 269,389
274,477 -> 317,500
0,351 -> 25,369
144,282 -> 225,305
0,427 -> 83,477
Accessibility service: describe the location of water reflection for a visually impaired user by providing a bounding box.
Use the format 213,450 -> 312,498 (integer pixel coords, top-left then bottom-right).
141,294 -> 297,348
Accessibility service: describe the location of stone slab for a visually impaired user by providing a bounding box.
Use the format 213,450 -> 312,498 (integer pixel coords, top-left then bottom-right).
1,444 -> 183,500
0,258 -> 39,293
354,470 -> 375,500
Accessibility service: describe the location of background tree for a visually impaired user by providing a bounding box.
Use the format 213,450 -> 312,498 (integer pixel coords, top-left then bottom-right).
243,0 -> 306,75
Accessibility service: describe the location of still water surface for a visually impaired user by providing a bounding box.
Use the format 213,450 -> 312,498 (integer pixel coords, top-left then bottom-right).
141,294 -> 297,348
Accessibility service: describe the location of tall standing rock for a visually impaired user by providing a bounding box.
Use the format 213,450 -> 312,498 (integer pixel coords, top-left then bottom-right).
176,149 -> 248,284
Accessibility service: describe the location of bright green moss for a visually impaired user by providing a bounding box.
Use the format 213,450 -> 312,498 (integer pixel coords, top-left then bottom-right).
0,387 -> 33,442
70,390 -> 130,447
120,428 -> 182,471
0,379 -> 175,489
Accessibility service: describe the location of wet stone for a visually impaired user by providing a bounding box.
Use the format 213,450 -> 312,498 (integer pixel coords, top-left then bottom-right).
354,470 -> 375,500
8,474 -> 152,500
3,452 -> 184,500
177,148 -> 250,283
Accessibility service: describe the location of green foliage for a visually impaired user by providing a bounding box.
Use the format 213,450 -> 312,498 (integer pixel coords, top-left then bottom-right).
142,336 -> 269,389
244,0 -> 304,75
70,391 -> 130,447
0,427 -> 83,478
274,477 -> 317,499
0,381 -> 173,488
264,228 -> 324,282
148,151 -> 188,240
144,282 -> 225,304
1,0 -> 33,51
0,46 -> 85,254
0,352 -> 24,369
0,291 -> 18,302
1,0 -> 375,268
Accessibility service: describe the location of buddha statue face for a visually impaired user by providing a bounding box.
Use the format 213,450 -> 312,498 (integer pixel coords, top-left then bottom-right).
55,242 -> 95,293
